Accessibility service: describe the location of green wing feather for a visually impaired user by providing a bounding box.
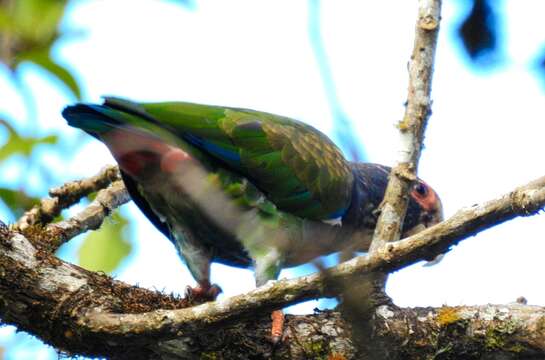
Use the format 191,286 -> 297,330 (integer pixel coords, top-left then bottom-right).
104,97 -> 354,220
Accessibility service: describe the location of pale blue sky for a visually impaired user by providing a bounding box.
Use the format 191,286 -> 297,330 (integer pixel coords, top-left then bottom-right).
1,1 -> 545,358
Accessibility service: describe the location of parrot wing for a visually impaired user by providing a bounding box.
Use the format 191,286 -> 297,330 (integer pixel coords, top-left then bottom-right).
103,97 -> 354,221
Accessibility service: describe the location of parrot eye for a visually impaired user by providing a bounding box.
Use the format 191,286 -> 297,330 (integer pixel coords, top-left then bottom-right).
413,182 -> 428,197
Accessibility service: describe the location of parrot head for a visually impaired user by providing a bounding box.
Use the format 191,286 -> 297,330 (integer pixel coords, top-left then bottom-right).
342,163 -> 443,244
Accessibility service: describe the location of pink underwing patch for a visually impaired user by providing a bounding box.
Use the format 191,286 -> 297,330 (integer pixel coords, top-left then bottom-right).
101,127 -> 187,178
160,149 -> 191,173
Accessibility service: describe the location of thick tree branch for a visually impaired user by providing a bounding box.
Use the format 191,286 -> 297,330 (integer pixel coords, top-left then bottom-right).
133,303 -> 545,359
2,222 -> 545,360
352,303 -> 545,359
80,175 -> 545,338
0,173 -> 543,358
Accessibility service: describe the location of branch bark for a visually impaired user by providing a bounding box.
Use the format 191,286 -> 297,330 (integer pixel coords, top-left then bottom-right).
370,0 -> 442,252
14,165 -> 122,232
2,223 -> 544,360
1,170 -> 544,358
132,303 -> 545,359
357,1 -> 442,354
44,180 -> 130,250
80,175 -> 545,338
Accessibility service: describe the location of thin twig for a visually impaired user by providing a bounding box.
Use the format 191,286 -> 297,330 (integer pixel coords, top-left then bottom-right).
45,180 -> 130,249
349,3 -> 443,352
369,0 -> 442,252
14,165 -> 121,231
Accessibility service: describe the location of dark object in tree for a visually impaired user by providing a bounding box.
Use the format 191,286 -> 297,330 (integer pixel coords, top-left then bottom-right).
458,0 -> 499,64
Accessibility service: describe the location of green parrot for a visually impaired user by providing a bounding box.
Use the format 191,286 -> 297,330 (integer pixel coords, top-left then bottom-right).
63,97 -> 443,342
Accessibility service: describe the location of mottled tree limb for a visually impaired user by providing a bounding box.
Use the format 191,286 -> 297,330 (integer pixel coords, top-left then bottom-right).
0,225 -> 190,359
360,1 -> 442,354
79,175 -> 545,338
357,303 -> 545,360
151,303 -> 545,359
2,217 -> 545,360
14,165 -> 121,231
370,0 -> 442,251
1,174 -> 543,358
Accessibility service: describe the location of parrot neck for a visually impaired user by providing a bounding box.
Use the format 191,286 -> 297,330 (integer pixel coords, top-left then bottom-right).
341,163 -> 389,232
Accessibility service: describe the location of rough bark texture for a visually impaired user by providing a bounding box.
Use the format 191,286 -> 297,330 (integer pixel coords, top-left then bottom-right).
0,173 -> 544,358
147,304 -> 545,359
2,226 -> 545,360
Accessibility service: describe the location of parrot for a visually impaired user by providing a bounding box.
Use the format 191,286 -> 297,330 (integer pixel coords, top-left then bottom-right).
62,97 -> 443,343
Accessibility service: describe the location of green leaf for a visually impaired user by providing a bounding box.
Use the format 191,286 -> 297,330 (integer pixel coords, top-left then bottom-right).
0,120 -> 59,161
22,51 -> 82,99
0,0 -> 72,80
78,211 -> 132,273
0,188 -> 39,218
8,0 -> 66,44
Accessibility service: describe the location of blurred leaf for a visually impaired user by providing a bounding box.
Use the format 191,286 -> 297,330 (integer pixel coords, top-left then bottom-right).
0,187 -> 39,217
0,0 -> 67,63
78,211 -> 132,273
19,50 -> 82,99
458,0 -> 499,65
0,119 -> 58,161
0,0 -> 81,99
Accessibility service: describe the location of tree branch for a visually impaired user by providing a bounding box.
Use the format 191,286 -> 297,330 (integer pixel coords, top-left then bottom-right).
125,303 -> 545,359
370,0 -> 442,251
2,222 -> 544,360
14,165 -> 121,231
44,180 -> 130,250
80,175 -> 545,338
355,1 -> 442,354
1,172 -> 543,358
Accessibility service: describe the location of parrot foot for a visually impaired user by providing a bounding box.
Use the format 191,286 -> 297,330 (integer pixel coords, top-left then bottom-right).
270,310 -> 285,345
185,283 -> 222,303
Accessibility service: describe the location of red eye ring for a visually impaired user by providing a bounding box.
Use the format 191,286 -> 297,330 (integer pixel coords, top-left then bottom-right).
413,182 -> 428,197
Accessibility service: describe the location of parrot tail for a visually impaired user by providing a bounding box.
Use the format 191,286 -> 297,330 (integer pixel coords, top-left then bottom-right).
62,103 -> 123,135
63,97 -> 165,139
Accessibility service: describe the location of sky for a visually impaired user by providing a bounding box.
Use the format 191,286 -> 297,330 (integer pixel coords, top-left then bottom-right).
1,0 -> 545,358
